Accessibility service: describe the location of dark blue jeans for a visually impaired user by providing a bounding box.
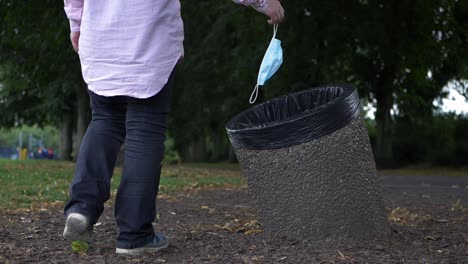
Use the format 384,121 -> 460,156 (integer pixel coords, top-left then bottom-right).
64,72 -> 174,249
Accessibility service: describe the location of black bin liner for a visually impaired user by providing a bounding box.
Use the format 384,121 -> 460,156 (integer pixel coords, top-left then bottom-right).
226,84 -> 389,240
226,84 -> 360,150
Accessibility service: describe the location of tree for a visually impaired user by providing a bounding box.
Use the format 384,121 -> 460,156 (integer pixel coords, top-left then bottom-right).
1,0 -> 466,165
173,0 -> 467,165
265,0 -> 467,166
0,1 -> 89,160
345,0 -> 467,166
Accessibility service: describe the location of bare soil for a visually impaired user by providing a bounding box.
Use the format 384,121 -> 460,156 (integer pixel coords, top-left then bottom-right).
1,176 -> 467,263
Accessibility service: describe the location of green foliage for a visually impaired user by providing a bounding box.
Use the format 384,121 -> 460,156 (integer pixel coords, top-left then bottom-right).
393,114 -> 468,166
0,1 -> 81,127
71,240 -> 89,254
453,115 -> 468,165
173,0 -> 468,163
0,125 -> 60,150
164,136 -> 181,165
0,1 -> 466,165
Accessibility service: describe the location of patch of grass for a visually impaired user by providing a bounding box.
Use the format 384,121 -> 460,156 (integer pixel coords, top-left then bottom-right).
379,167 -> 468,177
157,165 -> 244,193
183,162 -> 240,171
0,159 -> 74,210
0,159 -> 245,211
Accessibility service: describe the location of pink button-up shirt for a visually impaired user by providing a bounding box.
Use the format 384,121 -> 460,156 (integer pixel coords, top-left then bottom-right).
64,0 -> 268,98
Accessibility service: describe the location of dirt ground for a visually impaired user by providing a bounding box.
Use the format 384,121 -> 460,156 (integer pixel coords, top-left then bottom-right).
0,176 -> 467,264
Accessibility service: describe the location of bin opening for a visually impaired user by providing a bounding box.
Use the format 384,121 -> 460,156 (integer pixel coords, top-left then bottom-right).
226,84 -> 360,150
227,86 -> 345,131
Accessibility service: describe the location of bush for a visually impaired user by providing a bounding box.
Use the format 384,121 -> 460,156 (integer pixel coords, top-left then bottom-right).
453,116 -> 468,165
0,125 -> 59,150
164,136 -> 180,165
393,113 -> 468,166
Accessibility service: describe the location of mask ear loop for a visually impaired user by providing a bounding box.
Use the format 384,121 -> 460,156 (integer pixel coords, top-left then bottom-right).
249,84 -> 259,104
249,25 -> 278,104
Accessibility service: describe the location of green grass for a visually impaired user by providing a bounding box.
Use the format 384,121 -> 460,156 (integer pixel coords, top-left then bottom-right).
379,167 -> 468,177
2,159 -> 466,211
183,162 -> 241,170
0,159 -> 245,211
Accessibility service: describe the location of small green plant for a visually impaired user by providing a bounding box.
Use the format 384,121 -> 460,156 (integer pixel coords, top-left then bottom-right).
71,240 -> 89,254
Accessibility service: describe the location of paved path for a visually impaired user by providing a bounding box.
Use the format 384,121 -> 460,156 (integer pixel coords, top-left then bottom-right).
380,175 -> 468,206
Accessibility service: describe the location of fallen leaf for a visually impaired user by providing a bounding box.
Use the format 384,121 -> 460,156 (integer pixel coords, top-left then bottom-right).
215,224 -> 234,232
244,220 -> 262,228
338,250 -> 346,260
252,256 -> 265,261
248,245 -> 257,250
245,229 -> 263,235
71,240 -> 89,254
388,207 -> 418,223
451,200 -> 464,211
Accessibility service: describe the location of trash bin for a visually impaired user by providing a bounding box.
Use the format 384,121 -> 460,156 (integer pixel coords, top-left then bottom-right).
226,84 -> 389,240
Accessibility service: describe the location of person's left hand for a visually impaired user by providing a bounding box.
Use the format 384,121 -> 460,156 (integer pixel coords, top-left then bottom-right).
70,31 -> 80,53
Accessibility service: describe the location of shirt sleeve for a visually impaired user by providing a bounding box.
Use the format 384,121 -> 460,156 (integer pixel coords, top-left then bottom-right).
64,0 -> 84,32
232,0 -> 269,13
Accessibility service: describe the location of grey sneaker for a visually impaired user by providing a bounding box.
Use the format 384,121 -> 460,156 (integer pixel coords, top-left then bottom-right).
115,234 -> 169,255
63,213 -> 91,242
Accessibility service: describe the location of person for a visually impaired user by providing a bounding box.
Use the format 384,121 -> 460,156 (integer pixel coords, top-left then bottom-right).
62,0 -> 284,255
37,147 -> 43,159
47,148 -> 54,159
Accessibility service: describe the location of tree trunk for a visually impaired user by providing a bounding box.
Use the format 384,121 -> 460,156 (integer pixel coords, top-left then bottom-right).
59,113 -> 73,160
375,74 -> 395,168
73,84 -> 91,160
373,1 -> 402,168
179,144 -> 192,163
193,136 -> 207,162
228,146 -> 237,163
209,133 -> 220,162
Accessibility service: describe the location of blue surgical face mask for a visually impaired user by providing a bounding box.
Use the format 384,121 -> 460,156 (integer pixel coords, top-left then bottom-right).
250,25 -> 283,104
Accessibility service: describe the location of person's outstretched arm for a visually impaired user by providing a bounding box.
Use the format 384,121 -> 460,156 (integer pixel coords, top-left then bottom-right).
64,0 -> 83,52
232,0 -> 284,24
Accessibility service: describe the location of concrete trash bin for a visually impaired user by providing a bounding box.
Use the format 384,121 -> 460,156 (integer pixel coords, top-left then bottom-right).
226,84 -> 389,240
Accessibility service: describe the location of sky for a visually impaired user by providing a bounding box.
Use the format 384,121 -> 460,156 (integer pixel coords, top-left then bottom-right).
435,83 -> 468,114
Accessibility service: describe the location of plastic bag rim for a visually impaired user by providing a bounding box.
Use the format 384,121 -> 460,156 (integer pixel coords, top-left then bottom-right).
226,83 -> 356,133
